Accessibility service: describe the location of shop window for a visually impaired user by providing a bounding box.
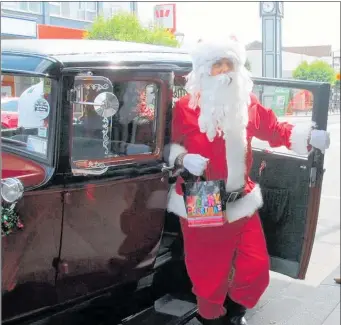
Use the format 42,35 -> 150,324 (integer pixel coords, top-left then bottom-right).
1,2 -> 18,10
49,2 -> 61,16
49,1 -> 97,21
2,2 -> 42,14
101,2 -> 132,19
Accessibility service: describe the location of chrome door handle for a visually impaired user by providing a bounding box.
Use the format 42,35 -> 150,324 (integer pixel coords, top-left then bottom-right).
161,163 -> 174,173
161,163 -> 174,183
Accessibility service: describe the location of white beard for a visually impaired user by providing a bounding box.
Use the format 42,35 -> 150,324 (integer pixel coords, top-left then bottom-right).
197,72 -> 251,141
186,69 -> 253,191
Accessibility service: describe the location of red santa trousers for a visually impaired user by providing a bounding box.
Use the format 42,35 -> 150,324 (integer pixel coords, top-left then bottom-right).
179,212 -> 270,319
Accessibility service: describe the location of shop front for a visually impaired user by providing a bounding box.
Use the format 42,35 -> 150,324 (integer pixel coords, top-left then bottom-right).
1,15 -> 37,39
1,15 -> 86,40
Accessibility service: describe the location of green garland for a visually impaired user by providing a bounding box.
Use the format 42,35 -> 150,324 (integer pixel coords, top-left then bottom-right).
1,205 -> 24,237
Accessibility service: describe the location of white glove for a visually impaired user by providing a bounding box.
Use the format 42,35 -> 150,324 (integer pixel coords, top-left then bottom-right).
183,154 -> 209,176
309,129 -> 330,154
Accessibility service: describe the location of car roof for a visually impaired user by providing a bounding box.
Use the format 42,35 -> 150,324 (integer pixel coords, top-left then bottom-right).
1,39 -> 188,56
1,39 -> 192,68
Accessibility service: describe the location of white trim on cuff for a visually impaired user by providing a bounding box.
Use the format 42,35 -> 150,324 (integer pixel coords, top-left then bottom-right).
290,122 -> 315,155
165,143 -> 188,167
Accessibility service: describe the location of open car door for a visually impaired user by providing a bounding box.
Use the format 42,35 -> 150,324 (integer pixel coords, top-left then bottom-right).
250,78 -> 330,279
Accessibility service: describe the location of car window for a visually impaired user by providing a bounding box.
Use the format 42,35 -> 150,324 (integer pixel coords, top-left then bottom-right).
251,84 -> 314,156
1,100 -> 18,112
173,74 -> 188,105
1,74 -> 57,160
71,78 -> 159,169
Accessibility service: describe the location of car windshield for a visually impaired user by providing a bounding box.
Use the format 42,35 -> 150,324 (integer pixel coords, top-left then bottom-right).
1,74 -> 57,160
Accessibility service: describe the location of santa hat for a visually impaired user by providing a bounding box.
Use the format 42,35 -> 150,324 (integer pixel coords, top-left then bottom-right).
189,35 -> 247,74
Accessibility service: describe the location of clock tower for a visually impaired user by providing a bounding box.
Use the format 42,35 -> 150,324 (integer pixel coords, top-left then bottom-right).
260,1 -> 284,78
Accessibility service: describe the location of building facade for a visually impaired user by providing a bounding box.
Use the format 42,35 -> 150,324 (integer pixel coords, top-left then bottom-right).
1,1 -> 137,39
246,49 -> 332,79
246,41 -> 335,79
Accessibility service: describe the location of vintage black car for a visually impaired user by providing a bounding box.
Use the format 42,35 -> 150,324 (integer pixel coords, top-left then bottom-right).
1,40 -> 330,325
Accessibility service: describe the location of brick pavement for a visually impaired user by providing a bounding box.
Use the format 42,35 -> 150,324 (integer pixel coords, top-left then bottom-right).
246,266 -> 340,325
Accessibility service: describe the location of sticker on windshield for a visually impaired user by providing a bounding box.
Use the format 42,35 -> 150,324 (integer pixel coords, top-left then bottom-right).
43,79 -> 52,95
27,136 -> 47,156
34,98 -> 50,120
38,126 -> 48,138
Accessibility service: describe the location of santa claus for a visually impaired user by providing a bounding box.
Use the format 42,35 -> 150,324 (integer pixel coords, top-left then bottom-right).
165,37 -> 330,325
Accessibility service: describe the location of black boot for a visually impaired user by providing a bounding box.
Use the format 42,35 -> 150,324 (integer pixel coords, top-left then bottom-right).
223,296 -> 248,325
197,314 -> 225,325
224,315 -> 247,325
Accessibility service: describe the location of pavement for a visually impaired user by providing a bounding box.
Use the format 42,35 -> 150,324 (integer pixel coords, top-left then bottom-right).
247,114 -> 341,325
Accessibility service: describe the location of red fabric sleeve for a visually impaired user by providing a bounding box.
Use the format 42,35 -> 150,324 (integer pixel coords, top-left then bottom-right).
249,93 -> 293,149
170,100 -> 188,195
166,99 -> 190,168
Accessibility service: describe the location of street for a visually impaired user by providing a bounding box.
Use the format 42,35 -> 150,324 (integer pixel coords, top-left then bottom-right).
247,113 -> 341,325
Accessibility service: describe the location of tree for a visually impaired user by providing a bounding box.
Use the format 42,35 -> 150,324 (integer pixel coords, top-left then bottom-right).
245,58 -> 252,72
84,12 -> 179,47
292,60 -> 336,84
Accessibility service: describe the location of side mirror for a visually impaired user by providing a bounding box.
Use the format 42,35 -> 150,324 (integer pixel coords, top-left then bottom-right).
94,92 -> 119,118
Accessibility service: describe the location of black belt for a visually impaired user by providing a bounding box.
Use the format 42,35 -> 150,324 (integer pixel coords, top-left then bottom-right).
224,188 -> 245,203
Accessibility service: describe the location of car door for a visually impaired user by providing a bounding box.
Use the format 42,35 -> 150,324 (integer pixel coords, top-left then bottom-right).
250,78 -> 330,279
55,70 -> 172,302
1,72 -> 62,322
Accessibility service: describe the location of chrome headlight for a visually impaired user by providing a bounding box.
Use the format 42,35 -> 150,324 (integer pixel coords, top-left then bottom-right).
1,178 -> 24,204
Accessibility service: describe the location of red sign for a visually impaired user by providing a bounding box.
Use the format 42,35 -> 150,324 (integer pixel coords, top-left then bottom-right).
37,24 -> 86,39
154,3 -> 176,33
155,8 -> 170,18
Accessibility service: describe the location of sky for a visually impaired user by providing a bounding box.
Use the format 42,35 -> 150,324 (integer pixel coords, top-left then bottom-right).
136,1 -> 340,51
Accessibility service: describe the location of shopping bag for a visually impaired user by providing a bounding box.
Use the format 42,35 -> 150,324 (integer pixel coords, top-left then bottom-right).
181,176 -> 227,227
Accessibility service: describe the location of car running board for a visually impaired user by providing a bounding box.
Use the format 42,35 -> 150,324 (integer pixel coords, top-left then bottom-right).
119,294 -> 197,325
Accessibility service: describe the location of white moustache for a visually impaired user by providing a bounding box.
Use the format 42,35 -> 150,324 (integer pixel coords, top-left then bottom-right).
213,73 -> 233,85
201,73 -> 233,90
197,72 -> 250,141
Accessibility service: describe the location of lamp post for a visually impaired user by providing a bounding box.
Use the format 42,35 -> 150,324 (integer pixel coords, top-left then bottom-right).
332,49 -> 340,71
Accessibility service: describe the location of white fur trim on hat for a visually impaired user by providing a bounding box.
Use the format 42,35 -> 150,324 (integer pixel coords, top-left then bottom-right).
190,38 -> 247,74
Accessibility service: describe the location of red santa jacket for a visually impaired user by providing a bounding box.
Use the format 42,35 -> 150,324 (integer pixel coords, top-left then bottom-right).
166,93 -> 312,223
